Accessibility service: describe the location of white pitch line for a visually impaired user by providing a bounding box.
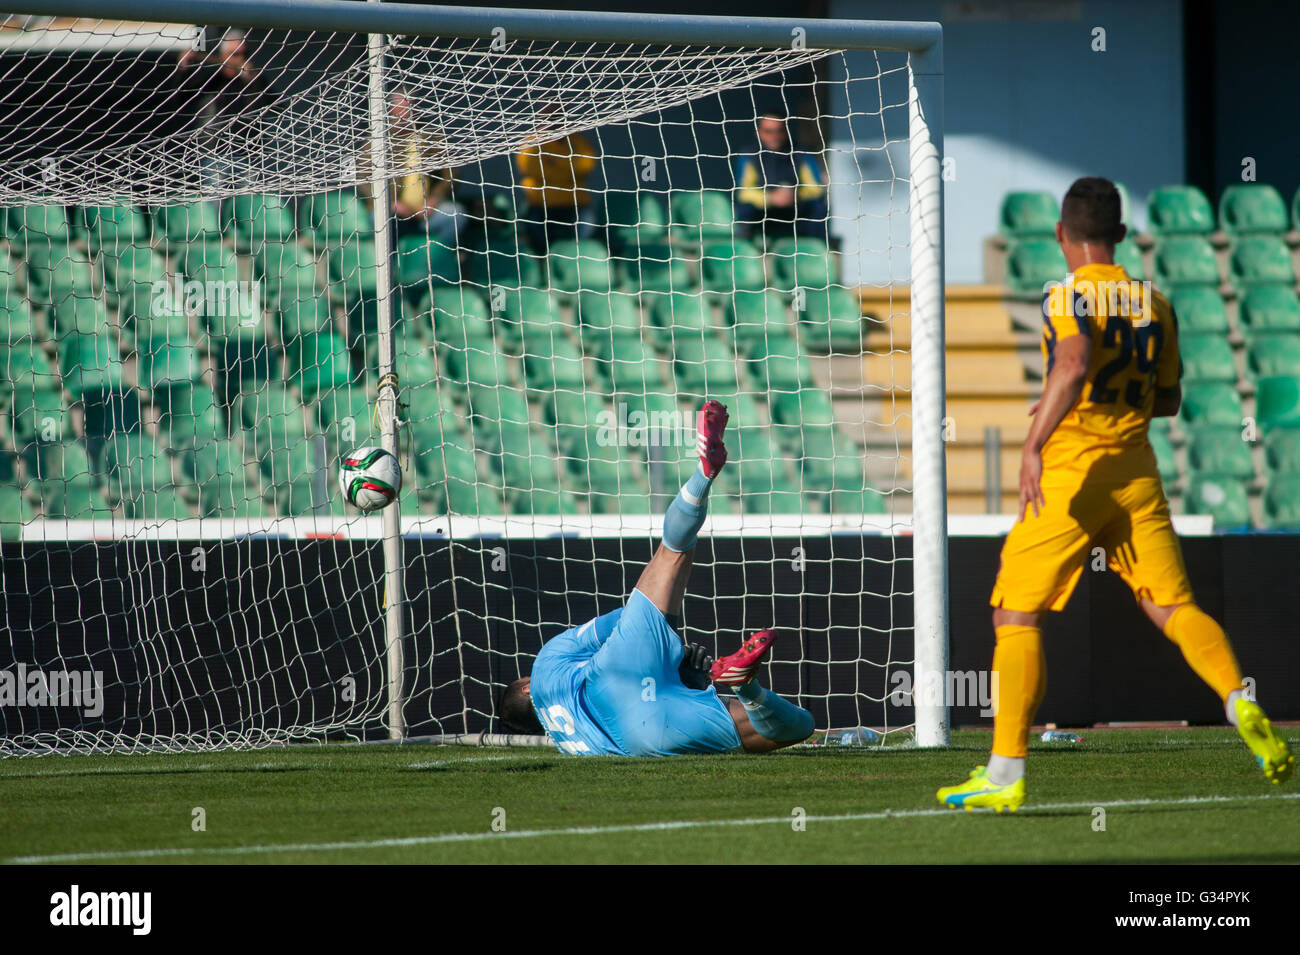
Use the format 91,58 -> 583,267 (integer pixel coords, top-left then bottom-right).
8,791 -> 1299,865
0,754 -> 531,780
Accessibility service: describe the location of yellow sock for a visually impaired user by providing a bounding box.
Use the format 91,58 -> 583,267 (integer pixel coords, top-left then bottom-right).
1162,604 -> 1245,701
991,624 -> 1046,759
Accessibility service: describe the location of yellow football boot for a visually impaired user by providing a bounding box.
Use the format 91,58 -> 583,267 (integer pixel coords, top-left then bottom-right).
1234,698 -> 1295,785
936,765 -> 1026,813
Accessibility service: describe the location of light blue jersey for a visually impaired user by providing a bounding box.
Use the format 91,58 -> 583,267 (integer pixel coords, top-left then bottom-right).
530,589 -> 742,757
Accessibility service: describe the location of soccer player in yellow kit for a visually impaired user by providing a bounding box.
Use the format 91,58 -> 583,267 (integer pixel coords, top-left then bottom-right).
938,177 -> 1294,811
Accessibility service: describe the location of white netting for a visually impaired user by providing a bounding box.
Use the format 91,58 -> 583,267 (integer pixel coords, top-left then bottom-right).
0,14 -> 921,754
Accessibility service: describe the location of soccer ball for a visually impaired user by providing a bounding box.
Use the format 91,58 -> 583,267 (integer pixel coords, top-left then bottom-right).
338,447 -> 402,511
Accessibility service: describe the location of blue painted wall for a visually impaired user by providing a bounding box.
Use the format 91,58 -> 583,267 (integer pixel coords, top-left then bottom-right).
828,0 -> 1186,283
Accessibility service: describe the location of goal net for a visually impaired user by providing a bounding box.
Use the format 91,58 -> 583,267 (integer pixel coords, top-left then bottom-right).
0,6 -> 946,754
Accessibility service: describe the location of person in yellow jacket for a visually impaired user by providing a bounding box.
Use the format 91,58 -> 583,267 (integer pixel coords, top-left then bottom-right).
734,110 -> 828,244
515,131 -> 599,250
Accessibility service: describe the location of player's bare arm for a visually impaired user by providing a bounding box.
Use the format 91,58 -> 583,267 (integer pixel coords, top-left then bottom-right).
1019,334 -> 1090,520
1152,383 -> 1181,418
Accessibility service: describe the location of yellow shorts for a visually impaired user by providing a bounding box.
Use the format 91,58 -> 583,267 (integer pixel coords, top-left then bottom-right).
990,472 -> 1195,613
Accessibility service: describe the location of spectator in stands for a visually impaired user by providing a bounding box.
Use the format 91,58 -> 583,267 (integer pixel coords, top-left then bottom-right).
734,110 -> 828,244
175,28 -> 275,189
387,88 -> 463,246
514,126 -> 599,251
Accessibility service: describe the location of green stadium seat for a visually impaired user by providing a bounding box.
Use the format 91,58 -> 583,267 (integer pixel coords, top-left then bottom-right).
397,234 -> 462,294
10,386 -> 67,451
37,442 -> 114,520
180,240 -> 239,285
1153,237 -> 1219,287
829,484 -> 887,515
1219,183 -> 1289,236
431,286 -> 493,346
57,334 -> 123,399
1113,239 -> 1146,280
243,389 -> 319,514
157,383 -> 224,454
8,205 -> 71,244
0,288 -> 36,343
1179,382 -> 1243,428
700,239 -> 765,294
77,205 -> 148,251
727,289 -> 794,346
1005,238 -> 1066,297
669,190 -> 735,246
52,296 -> 111,337
798,286 -> 863,353
508,484 -> 575,516
649,292 -> 713,343
603,345 -> 670,395
116,281 -> 192,346
674,335 -> 739,395
222,194 -> 297,250
744,335 -> 813,392
575,290 -> 641,335
543,391 -> 608,452
998,191 -> 1059,239
138,338 -> 201,395
1247,334 -> 1300,380
1179,334 -> 1236,384
523,335 -> 585,391
493,287 -> 560,348
603,191 -> 668,250
4,339 -> 56,392
466,383 -> 531,432
590,327 -> 644,387
1238,285 -> 1300,337
23,242 -> 94,309
619,240 -> 692,294
1146,186 -> 1215,237
316,386 -> 375,452
1263,474 -> 1300,530
0,484 -> 36,534
464,242 -> 544,290
443,338 -> 512,387
1255,376 -> 1300,431
154,201 -> 223,245
327,240 -> 379,301
1167,285 -> 1228,336
298,189 -> 373,246
769,236 -> 834,291
186,439 -> 263,518
1227,236 -> 1294,287
388,333 -> 438,392
548,238 -> 613,294
100,432 -> 190,520
102,246 -> 167,299
1184,474 -> 1252,529
288,331 -> 355,401
1186,425 -> 1254,479
1264,427 -> 1300,474
1148,426 -> 1180,485
277,296 -> 334,342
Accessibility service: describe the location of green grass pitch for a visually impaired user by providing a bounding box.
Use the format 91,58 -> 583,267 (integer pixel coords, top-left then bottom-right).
2,728 -> 1296,864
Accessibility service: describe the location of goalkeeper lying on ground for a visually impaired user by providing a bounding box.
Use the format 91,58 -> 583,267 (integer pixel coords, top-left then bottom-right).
497,400 -> 815,755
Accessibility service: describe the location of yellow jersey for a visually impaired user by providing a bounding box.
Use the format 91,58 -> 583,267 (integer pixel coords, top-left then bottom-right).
1039,263 -> 1181,479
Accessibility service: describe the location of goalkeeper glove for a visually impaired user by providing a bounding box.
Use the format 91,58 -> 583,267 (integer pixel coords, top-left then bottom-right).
678,642 -> 714,690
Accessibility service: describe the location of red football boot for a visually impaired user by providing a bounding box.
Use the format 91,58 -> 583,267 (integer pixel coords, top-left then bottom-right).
696,399 -> 729,479
710,629 -> 777,686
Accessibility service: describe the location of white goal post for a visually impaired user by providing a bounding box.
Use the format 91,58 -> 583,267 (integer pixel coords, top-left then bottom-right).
0,0 -> 946,752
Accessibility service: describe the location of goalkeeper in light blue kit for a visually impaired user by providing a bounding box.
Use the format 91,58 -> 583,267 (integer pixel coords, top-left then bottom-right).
498,401 -> 815,756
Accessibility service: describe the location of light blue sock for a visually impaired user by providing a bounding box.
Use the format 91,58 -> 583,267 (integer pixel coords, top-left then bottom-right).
662,466 -> 713,553
734,680 -> 815,742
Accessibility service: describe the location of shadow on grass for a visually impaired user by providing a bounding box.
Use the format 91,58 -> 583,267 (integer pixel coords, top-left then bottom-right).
402,760 -> 559,775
